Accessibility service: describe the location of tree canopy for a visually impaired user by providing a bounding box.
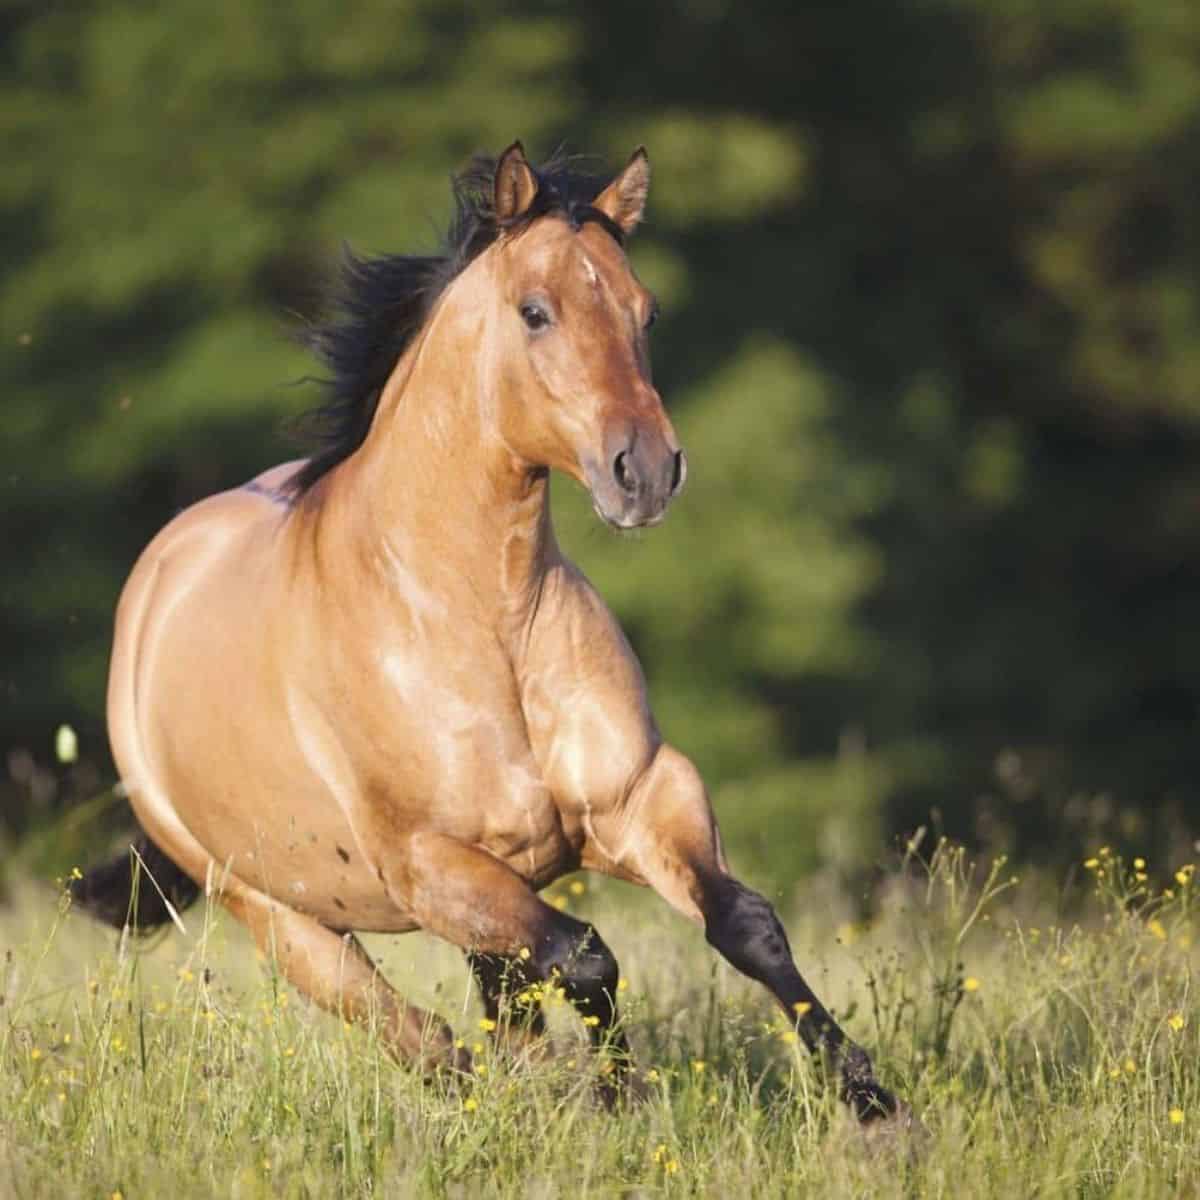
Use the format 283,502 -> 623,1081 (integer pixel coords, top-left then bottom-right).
4,0 -> 1200,883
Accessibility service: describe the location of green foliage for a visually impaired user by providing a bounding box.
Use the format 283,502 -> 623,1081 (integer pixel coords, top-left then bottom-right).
4,0 -> 1200,877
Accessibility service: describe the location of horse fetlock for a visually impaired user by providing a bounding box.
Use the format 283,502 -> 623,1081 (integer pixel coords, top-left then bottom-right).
538,920 -> 619,1003
837,1045 -> 898,1123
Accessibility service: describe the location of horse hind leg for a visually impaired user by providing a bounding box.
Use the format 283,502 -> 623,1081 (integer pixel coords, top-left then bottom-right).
220,879 -> 469,1074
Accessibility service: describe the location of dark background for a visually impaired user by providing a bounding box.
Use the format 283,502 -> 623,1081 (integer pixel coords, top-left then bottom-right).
4,0 -> 1199,886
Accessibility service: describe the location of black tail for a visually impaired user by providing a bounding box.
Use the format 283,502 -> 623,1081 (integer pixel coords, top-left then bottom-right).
68,833 -> 201,931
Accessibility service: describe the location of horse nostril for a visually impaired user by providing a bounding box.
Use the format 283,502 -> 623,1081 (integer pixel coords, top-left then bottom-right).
670,450 -> 687,496
613,450 -> 636,495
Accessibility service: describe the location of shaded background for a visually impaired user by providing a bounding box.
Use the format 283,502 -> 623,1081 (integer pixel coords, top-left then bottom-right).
4,0 -> 1199,889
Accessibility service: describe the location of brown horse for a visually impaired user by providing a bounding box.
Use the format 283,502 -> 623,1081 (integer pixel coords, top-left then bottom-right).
73,143 -> 902,1123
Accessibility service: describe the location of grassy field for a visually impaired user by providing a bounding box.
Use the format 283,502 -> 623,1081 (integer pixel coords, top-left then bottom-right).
1,841 -> 1196,1198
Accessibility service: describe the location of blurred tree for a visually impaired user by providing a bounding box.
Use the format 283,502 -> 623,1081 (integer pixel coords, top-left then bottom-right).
4,0 -> 1200,880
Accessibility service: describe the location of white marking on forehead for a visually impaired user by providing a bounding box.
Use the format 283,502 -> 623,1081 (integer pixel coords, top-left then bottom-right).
580,252 -> 599,288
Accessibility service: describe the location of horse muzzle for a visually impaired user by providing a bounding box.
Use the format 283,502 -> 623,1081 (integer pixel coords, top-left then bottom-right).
586,432 -> 687,530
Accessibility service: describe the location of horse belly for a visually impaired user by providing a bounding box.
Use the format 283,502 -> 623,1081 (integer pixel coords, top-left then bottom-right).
109,496 -> 414,931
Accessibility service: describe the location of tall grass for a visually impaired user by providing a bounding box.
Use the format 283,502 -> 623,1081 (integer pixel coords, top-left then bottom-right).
1,842 -> 1196,1197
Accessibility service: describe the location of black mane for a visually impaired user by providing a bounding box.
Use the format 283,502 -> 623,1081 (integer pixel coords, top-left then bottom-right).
287,151 -> 620,495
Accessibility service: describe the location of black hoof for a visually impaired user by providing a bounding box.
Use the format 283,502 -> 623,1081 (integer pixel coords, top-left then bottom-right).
843,1076 -> 899,1123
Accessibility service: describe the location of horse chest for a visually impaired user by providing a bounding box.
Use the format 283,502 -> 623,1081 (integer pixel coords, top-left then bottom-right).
365,645 -> 580,876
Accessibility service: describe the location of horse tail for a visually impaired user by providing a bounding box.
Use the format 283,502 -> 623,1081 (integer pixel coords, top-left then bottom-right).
69,832 -> 201,932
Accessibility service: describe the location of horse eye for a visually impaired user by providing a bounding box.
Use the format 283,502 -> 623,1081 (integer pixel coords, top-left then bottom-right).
644,303 -> 660,331
520,302 -> 551,332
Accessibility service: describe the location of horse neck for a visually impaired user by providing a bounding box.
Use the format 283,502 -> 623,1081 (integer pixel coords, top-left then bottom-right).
316,292 -> 555,633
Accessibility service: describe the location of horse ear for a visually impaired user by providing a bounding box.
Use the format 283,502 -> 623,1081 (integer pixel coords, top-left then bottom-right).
494,141 -> 539,223
592,147 -> 651,235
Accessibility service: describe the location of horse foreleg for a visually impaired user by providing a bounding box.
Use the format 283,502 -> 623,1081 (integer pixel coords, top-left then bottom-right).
465,950 -> 550,1060
386,834 -> 636,1099
595,744 -> 901,1123
219,879 -> 468,1073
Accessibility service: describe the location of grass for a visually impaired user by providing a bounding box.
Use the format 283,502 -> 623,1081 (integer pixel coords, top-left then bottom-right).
0,841 -> 1196,1197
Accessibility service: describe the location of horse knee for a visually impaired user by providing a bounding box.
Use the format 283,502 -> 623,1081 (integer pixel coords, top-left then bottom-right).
535,919 -> 619,1011
703,877 -> 794,987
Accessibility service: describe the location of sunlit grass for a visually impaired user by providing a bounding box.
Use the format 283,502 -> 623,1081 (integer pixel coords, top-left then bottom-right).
1,842 -> 1196,1197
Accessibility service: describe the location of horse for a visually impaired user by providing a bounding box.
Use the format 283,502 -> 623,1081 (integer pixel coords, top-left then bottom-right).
72,142 -> 903,1124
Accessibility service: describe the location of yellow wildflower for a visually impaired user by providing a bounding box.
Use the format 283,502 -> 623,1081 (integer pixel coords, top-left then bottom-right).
1083,858 -> 1099,870
1134,857 -> 1146,870
30,1048 -> 42,1061
1148,919 -> 1167,941
644,1068 -> 660,1083
475,1064 -> 487,1077
963,977 -> 981,993
1109,1067 -> 1121,1079
779,1030 -> 798,1045
518,946 -> 531,961
1168,1013 -> 1185,1033
665,1160 -> 680,1175
691,1059 -> 706,1074
569,881 -> 585,896
1124,1058 -> 1136,1074
1176,865 -> 1194,887
793,1001 -> 812,1017
478,1017 -> 497,1032
464,1097 -> 478,1112
1170,1108 -> 1184,1125
617,978 -> 628,991
582,1014 -> 600,1027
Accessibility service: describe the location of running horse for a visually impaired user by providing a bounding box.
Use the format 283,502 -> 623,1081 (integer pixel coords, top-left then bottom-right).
73,143 -> 903,1124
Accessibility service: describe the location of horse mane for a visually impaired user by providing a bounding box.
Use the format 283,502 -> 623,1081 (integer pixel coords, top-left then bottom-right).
287,150 -> 621,496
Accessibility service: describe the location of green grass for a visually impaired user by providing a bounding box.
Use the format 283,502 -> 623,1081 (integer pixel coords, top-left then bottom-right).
1,843 -> 1196,1197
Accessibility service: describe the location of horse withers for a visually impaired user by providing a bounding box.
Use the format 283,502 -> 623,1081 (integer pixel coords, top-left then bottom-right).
72,142 -> 905,1124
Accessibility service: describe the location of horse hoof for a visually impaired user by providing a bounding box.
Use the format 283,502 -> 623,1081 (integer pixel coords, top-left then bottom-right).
853,1098 -> 929,1158
594,1062 -> 651,1110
